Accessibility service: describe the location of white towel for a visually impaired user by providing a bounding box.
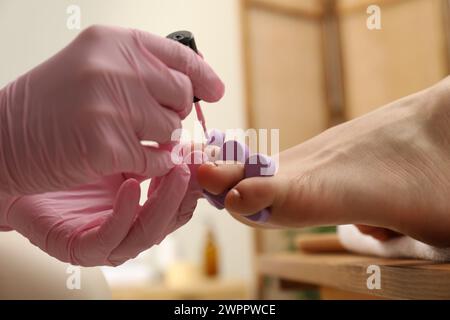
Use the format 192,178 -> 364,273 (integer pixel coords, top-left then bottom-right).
337,224 -> 450,262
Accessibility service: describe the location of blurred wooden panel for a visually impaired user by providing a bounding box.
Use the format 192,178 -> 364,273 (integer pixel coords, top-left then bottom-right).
242,0 -> 450,301
337,0 -> 409,13
445,0 -> 450,66
340,0 -> 449,118
249,0 -> 324,18
246,7 -> 328,150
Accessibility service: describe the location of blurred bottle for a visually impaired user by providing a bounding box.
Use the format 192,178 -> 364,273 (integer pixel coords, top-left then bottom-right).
203,227 -> 219,278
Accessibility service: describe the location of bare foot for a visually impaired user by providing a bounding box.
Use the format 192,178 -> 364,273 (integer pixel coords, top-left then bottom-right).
198,77 -> 450,246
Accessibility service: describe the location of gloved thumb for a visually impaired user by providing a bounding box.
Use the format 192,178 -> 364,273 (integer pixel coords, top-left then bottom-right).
73,178 -> 141,266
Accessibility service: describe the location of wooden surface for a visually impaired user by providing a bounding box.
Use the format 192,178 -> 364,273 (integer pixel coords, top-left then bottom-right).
319,286 -> 384,300
111,279 -> 248,300
258,252 -> 450,299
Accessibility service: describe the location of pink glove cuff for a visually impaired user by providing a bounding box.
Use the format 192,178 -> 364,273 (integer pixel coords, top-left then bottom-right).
0,86 -> 17,197
0,89 -> 7,198
1,87 -> 29,231
0,87 -> 6,113
0,194 -> 20,231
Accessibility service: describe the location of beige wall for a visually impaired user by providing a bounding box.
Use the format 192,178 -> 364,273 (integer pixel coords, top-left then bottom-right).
0,0 -> 253,283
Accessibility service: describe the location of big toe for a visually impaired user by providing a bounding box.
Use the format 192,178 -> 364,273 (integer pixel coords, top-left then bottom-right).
198,162 -> 245,195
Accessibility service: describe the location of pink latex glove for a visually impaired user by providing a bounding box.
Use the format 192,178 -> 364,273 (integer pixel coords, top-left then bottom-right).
0,162 -> 203,266
0,25 -> 224,197
0,147 -> 206,266
109,150 -> 206,265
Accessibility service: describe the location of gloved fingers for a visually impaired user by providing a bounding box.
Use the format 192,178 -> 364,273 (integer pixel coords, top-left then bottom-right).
116,142 -> 175,179
132,29 -> 225,102
156,150 -> 205,240
172,142 -> 207,158
143,146 -> 196,198
124,83 -> 182,143
161,187 -> 202,239
161,212 -> 193,242
99,178 -> 141,245
73,178 -> 141,266
140,63 -> 193,115
136,146 -> 177,178
132,43 -> 194,114
140,105 -> 181,144
144,143 -> 198,198
168,69 -> 194,119
122,173 -> 147,183
159,147 -> 221,240
147,175 -> 162,198
108,164 -> 190,265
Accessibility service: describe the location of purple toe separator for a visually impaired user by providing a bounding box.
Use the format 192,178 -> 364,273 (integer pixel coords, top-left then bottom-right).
207,129 -> 225,148
219,140 -> 249,163
244,154 -> 275,222
203,130 -> 275,223
203,190 -> 226,210
246,208 -> 271,223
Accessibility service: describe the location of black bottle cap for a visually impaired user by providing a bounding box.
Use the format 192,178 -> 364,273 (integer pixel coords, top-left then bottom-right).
167,31 -> 200,103
167,31 -> 198,53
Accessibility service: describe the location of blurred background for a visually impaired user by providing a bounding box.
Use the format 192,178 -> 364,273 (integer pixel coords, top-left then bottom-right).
0,0 -> 448,299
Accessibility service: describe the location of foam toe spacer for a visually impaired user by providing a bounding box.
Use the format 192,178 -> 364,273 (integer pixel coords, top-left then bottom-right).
244,154 -> 276,178
218,140 -> 249,163
207,129 -> 225,148
245,208 -> 271,222
203,130 -> 275,223
243,154 -> 275,223
203,190 -> 226,209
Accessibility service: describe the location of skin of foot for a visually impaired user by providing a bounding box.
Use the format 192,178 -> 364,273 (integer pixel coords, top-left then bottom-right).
198,77 -> 450,247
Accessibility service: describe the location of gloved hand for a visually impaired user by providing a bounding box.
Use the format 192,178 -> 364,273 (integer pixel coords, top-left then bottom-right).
0,147 -> 207,266
0,25 -> 224,197
109,149 -> 207,265
0,165 -> 194,266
